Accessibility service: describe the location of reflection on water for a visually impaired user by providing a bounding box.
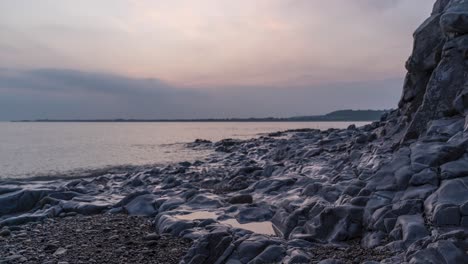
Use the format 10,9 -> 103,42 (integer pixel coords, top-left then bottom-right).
0,121 -> 369,178
220,219 -> 277,236
175,211 -> 218,220
174,211 -> 278,236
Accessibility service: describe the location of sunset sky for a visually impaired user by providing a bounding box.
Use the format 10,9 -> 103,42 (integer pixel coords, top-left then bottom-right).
0,0 -> 434,120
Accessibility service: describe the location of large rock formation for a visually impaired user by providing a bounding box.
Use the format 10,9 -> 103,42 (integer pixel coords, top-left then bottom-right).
400,0 -> 468,140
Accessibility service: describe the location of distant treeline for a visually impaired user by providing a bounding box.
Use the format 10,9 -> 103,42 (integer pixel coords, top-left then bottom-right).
14,109 -> 390,122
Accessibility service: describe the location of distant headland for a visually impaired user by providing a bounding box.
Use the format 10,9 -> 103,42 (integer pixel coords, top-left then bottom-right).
13,109 -> 389,122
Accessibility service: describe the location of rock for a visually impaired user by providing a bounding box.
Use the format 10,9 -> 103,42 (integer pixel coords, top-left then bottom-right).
408,247 -> 446,264
424,177 -> 468,225
248,245 -> 286,264
235,235 -> 280,263
304,206 -> 364,242
228,194 -> 253,205
0,228 -> 11,237
236,206 -> 273,223
0,189 -> 50,216
53,247 -> 68,256
318,259 -> 346,264
186,194 -> 223,209
155,215 -> 195,236
410,142 -> 464,171
409,168 -> 438,186
124,194 -> 159,216
143,233 -> 160,241
181,231 -> 233,264
394,215 -> 429,247
440,0 -> 468,34
440,154 -> 468,180
432,205 -> 460,226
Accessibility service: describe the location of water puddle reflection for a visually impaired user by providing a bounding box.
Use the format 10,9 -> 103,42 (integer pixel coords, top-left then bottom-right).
220,219 -> 277,236
175,211 -> 278,236
175,211 -> 218,220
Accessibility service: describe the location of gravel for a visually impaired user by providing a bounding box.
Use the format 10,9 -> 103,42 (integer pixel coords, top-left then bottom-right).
0,214 -> 191,264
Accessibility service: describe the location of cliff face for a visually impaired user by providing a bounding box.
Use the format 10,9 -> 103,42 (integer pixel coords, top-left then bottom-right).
400,0 -> 468,140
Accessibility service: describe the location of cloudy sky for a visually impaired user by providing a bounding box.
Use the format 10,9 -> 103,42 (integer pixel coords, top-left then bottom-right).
0,0 -> 434,120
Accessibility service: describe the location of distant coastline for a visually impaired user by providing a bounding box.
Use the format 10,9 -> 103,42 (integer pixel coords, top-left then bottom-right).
12,109 -> 389,122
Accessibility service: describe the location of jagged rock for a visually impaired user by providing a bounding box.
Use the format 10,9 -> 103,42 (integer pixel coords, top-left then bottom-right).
424,177 -> 468,226
410,141 -> 464,171
248,245 -> 286,264
441,0 -> 468,34
393,215 -> 429,247
0,189 -> 51,216
304,206 -> 363,242
409,168 -> 438,186
228,194 -> 253,205
440,154 -> 468,179
236,206 -> 273,223
124,194 -> 159,216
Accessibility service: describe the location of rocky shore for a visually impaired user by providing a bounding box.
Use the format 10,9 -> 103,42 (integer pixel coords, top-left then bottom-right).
0,214 -> 191,264
2,0 -> 468,263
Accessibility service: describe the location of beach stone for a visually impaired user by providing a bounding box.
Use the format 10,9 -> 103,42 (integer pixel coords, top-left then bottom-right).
237,206 -> 273,222
53,247 -> 68,256
159,198 -> 185,212
181,230 -> 233,264
432,205 -> 460,226
284,250 -> 311,264
248,245 -> 286,264
427,240 -> 468,264
401,185 -> 437,200
440,154 -> 468,180
236,235 -> 279,263
124,194 -> 159,216
228,194 -> 253,204
408,247 -> 446,264
156,215 -> 195,236
0,228 -> 10,237
318,259 -> 346,264
186,194 -> 223,209
424,177 -> 468,225
394,215 -> 429,246
409,168 -> 438,186
304,206 -> 363,242
142,233 -> 160,241
0,189 -> 50,216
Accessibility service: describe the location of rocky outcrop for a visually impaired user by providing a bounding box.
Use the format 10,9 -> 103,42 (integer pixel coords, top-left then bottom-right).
401,0 -> 468,141
1,1 -> 468,263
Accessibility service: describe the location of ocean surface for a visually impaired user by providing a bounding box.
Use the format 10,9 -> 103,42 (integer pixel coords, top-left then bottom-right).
0,122 -> 368,179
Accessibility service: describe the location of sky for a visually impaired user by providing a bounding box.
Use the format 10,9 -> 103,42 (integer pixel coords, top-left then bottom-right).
0,0 -> 434,120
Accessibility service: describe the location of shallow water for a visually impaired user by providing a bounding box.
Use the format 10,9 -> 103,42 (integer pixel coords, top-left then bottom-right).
220,219 -> 277,236
175,211 -> 218,220
175,211 -> 277,236
0,121 -> 368,179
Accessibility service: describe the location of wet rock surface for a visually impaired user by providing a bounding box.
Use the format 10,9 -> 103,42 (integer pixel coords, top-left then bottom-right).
0,214 -> 191,264
2,0 -> 468,263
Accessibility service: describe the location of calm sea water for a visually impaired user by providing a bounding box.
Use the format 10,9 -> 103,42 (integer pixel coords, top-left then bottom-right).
0,122 -> 368,179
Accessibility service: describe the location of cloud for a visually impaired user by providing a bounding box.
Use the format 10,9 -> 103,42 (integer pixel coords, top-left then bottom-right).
0,0 -> 433,87
0,68 -> 402,120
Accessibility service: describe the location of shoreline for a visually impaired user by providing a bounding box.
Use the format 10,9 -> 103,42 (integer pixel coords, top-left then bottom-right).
2,116 -> 467,263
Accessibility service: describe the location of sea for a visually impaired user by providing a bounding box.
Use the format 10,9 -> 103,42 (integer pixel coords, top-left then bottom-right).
0,122 -> 368,179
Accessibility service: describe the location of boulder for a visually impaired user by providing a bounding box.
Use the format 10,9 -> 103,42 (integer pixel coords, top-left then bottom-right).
228,194 -> 253,205
394,215 -> 429,247
440,154 -> 468,179
409,168 -> 438,186
424,177 -> 468,226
